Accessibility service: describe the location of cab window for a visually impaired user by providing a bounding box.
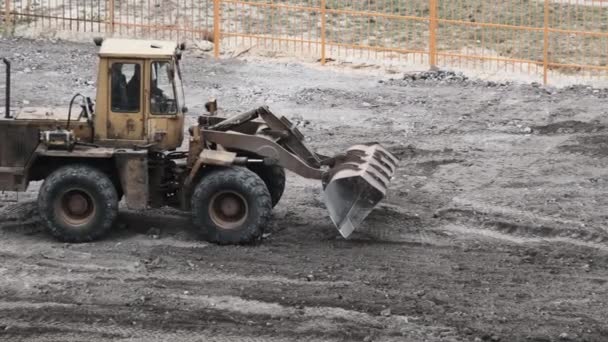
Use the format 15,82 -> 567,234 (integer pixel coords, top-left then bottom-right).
110,63 -> 141,112
150,61 -> 177,115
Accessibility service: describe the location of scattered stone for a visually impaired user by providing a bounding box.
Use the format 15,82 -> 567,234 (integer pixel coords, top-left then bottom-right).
193,40 -> 213,52
306,274 -> 314,281
147,227 -> 161,239
291,114 -> 304,122
148,256 -> 163,267
559,332 -> 571,340
402,70 -> 468,83
380,308 -> 391,317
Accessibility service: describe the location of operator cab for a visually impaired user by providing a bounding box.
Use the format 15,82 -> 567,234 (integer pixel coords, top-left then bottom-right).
94,38 -> 186,150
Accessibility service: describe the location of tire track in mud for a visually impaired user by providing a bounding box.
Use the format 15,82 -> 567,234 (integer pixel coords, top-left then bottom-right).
0,280 -> 452,342
0,281 -> 460,342
435,201 -> 608,250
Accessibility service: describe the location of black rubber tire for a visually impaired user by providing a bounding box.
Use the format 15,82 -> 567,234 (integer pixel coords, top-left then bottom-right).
191,167 -> 272,245
248,164 -> 286,208
37,165 -> 119,243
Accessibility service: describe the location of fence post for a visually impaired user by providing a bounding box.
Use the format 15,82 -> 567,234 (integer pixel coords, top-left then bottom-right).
320,0 -> 326,65
213,0 -> 220,59
4,0 -> 12,34
108,0 -> 115,35
542,0 -> 549,85
428,0 -> 438,69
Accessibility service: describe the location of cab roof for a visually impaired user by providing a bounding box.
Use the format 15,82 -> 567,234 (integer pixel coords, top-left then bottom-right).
98,38 -> 178,58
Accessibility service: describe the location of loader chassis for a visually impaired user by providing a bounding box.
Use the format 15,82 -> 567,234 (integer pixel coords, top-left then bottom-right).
0,38 -> 398,245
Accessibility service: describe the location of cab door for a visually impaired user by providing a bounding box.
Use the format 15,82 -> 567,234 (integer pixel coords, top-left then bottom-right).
107,59 -> 145,141
144,59 -> 184,150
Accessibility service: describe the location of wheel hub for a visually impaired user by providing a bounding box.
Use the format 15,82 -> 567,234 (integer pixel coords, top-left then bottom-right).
57,189 -> 96,226
209,191 -> 248,230
67,193 -> 89,216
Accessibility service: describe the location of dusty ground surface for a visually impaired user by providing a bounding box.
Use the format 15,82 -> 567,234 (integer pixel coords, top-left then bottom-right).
0,37 -> 607,342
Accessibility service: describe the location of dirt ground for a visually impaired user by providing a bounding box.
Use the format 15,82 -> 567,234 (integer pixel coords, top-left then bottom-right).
0,37 -> 607,342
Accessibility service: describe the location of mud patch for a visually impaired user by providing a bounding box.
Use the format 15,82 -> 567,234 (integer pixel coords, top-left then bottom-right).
558,134 -> 608,157
385,144 -> 439,159
532,120 -> 606,135
436,207 -> 608,248
352,204 -> 449,244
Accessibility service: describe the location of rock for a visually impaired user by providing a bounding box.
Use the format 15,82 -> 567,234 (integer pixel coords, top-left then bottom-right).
194,40 -> 213,52
380,308 -> 391,317
306,274 -> 314,281
451,264 -> 464,271
559,332 -> 571,340
148,256 -> 163,267
147,227 -> 160,239
402,70 -> 468,83
414,289 -> 426,297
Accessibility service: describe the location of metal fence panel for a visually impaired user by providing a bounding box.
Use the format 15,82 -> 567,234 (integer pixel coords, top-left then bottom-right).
2,0 -> 608,84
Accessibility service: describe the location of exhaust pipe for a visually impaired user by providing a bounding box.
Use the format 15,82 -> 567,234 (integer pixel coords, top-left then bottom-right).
2,58 -> 10,119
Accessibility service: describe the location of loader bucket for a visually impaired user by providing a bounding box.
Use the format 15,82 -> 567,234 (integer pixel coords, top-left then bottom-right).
323,144 -> 399,238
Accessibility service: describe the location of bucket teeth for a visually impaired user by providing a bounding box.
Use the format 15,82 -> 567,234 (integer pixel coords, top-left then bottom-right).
322,143 -> 399,238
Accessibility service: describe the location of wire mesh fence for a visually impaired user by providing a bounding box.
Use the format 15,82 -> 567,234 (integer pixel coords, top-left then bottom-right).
2,0 -> 608,84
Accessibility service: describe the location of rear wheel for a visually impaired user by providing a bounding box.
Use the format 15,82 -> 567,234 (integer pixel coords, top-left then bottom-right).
191,167 -> 272,244
38,165 -> 119,242
248,164 -> 286,208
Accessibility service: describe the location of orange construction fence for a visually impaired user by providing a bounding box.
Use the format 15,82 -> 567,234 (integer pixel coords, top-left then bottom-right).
2,0 -> 608,84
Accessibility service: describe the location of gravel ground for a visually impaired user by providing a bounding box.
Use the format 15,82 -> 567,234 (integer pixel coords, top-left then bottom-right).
0,37 -> 607,342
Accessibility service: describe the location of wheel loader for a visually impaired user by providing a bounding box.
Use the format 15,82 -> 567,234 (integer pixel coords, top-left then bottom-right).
0,38 -> 398,244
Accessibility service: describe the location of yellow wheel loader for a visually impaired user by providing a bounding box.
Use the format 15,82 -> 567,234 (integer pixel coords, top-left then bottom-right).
0,39 -> 398,244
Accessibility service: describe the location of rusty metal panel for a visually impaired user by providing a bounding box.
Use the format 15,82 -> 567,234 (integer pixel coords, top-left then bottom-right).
0,167 -> 26,191
0,120 -> 43,168
115,151 -> 149,210
35,145 -> 115,158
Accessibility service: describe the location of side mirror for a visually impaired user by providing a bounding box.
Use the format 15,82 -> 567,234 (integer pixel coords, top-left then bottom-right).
205,98 -> 218,116
181,106 -> 189,114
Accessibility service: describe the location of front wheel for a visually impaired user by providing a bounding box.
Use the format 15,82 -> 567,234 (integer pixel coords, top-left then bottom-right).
38,165 -> 119,242
191,167 -> 272,244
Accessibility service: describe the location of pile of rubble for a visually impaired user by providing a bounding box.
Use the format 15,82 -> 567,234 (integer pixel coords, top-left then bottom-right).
402,70 -> 469,83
